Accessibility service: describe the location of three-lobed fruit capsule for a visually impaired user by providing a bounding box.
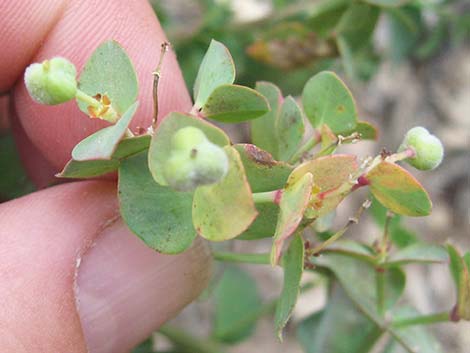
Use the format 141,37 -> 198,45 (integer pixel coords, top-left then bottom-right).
164,126 -> 229,192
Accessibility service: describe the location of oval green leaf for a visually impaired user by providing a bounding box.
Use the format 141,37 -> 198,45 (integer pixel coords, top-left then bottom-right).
193,39 -> 236,109
118,151 -> 196,254
59,134 -> 150,178
302,71 -> 357,134
213,265 -> 261,343
276,96 -> 305,162
202,84 -> 270,123
289,154 -> 358,218
148,112 -> 230,185
234,144 -> 293,193
366,161 -> 432,217
275,233 -> 304,340
193,146 -> 258,241
271,173 -> 313,265
250,81 -> 283,158
72,101 -> 139,161
77,40 -> 138,115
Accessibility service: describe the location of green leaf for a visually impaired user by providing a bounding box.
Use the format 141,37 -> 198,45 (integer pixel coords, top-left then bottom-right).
354,121 -> 378,140
58,159 -> 119,179
363,0 -> 412,7
72,102 -> 139,161
366,161 -> 432,217
118,151 -> 196,254
250,81 -> 283,158
202,84 -> 270,123
77,40 -> 138,115
307,0 -> 350,38
336,3 -> 380,52
369,195 -> 418,248
0,133 -> 35,200
290,154 -> 358,218
387,6 -> 422,62
213,265 -> 261,343
311,253 -> 406,324
385,243 -> 448,267
385,307 -> 443,353
148,112 -> 230,185
193,39 -> 236,109
297,286 -> 382,353
302,71 -> 357,134
237,203 -> 278,240
193,146 -> 258,241
59,135 -> 150,178
276,96 -> 304,162
234,144 -> 292,193
275,234 -> 304,340
447,244 -> 470,320
322,240 -> 377,264
271,173 -> 313,265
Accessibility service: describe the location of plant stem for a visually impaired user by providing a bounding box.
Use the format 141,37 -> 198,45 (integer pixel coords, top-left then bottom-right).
307,199 -> 371,255
75,89 -> 101,109
212,251 -> 271,265
159,325 -> 224,353
376,269 -> 386,317
152,42 -> 170,128
385,147 -> 416,163
289,133 -> 321,164
252,190 -> 281,204
392,311 -> 450,328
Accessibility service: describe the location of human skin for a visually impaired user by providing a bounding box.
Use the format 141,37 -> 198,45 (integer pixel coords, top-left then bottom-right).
0,1 -> 212,352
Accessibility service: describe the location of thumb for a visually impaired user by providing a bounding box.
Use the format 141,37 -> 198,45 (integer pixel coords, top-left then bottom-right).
0,181 -> 211,353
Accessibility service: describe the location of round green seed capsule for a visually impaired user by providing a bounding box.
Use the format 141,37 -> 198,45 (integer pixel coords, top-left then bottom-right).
398,126 -> 444,171
24,57 -> 77,105
164,127 -> 229,191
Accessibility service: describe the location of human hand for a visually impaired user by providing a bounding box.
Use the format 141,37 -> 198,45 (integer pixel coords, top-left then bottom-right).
0,1 -> 211,352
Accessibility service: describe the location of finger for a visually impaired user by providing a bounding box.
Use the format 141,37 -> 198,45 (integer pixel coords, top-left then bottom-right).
11,0 -> 192,170
0,181 -> 211,353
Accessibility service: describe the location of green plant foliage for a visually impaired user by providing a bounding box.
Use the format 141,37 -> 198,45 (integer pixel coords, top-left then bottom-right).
369,196 -> 418,248
302,71 -> 357,134
385,243 -> 448,267
118,151 -> 196,254
71,102 -> 139,161
336,3 -> 380,52
59,135 -> 150,178
250,81 -> 283,158
366,162 -> 432,217
212,265 -> 261,343
363,0 -> 412,7
385,307 -> 443,353
353,121 -> 378,140
290,155 -> 358,218
271,173 -> 313,265
193,146 -> 258,241
202,84 -> 270,122
447,244 -> 470,320
297,287 -> 381,353
193,39 -> 236,109
148,112 -> 230,185
321,240 -> 377,264
307,0 -> 350,38
311,253 -> 406,324
237,203 -> 278,240
276,96 -> 305,162
0,133 -> 35,200
77,40 -> 138,115
234,144 -> 292,193
275,234 -> 304,339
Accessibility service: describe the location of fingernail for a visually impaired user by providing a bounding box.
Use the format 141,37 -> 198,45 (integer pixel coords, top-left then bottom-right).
76,219 -> 211,353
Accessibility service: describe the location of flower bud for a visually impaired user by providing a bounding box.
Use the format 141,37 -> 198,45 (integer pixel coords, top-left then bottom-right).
164,127 -> 229,192
398,126 -> 444,171
24,57 -> 77,105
